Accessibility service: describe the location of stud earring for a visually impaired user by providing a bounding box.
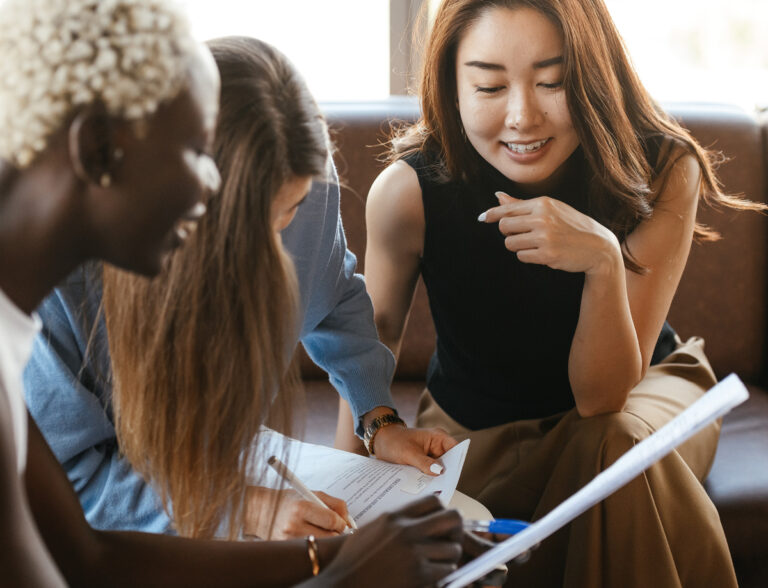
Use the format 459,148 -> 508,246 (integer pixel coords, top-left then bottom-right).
100,173 -> 112,188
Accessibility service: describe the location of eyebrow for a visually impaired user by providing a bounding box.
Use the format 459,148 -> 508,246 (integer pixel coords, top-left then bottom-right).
533,56 -> 563,69
463,60 -> 505,71
462,55 -> 563,71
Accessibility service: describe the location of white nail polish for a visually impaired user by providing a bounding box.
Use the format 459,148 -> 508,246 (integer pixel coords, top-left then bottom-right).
477,211 -> 487,222
430,463 -> 444,475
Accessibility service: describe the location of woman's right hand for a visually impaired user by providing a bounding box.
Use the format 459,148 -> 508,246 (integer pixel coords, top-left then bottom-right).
243,486 -> 350,539
310,495 -> 463,588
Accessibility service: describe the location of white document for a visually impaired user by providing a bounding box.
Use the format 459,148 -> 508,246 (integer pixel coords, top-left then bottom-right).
249,431 -> 470,526
439,373 -> 750,588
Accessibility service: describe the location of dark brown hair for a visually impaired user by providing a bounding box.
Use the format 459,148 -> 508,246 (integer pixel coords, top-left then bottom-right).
392,0 -> 763,271
103,36 -> 330,539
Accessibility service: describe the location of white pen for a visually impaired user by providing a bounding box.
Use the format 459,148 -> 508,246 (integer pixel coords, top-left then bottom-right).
267,455 -> 358,531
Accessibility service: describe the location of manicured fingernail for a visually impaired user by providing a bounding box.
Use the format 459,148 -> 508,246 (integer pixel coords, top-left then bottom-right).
477,211 -> 487,222
495,191 -> 506,201
430,463 -> 444,475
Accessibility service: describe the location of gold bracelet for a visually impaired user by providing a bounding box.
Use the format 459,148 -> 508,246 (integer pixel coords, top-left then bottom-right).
306,534 -> 320,576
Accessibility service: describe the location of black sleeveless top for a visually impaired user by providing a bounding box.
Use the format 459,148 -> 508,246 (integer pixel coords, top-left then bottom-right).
406,148 -> 677,430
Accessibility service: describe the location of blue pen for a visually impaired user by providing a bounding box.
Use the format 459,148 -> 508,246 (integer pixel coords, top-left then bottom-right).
463,518 -> 530,535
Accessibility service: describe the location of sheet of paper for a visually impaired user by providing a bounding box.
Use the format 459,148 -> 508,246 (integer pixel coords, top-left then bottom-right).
439,373 -> 749,588
249,431 -> 470,526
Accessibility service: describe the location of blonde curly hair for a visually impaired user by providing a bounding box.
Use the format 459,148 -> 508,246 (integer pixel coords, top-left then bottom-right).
0,0 -> 197,167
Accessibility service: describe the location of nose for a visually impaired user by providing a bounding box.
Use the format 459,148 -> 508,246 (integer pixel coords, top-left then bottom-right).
504,88 -> 544,132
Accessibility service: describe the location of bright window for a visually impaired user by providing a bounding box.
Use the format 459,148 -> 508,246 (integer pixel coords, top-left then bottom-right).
607,0 -> 768,108
182,0 -> 768,107
180,0 -> 391,100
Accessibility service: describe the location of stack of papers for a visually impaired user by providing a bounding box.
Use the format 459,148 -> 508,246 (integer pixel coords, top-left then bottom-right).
250,431 -> 470,526
439,373 -> 749,587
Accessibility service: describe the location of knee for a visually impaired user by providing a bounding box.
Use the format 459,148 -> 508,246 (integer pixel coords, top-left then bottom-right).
568,411 -> 652,465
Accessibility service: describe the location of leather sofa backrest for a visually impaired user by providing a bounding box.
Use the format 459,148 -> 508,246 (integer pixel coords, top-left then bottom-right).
316,98 -> 768,385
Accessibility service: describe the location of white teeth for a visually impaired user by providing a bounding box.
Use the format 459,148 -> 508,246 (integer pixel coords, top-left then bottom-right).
506,138 -> 549,153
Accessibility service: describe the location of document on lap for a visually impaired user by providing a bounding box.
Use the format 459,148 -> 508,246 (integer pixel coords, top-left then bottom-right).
439,373 -> 750,588
249,431 -> 470,526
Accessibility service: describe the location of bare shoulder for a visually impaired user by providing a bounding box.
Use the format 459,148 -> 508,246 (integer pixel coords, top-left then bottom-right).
366,160 -> 424,254
651,143 -> 702,210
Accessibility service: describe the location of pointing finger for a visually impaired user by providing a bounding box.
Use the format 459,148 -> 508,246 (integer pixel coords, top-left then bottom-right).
495,190 -> 519,204
478,201 -> 534,223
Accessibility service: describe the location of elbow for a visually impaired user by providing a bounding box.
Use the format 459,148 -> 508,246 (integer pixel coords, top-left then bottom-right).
571,357 -> 644,418
58,528 -> 110,587
576,396 -> 628,419
573,379 -> 637,418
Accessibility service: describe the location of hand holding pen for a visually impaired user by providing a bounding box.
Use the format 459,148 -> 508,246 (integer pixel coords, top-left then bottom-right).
268,456 -> 357,535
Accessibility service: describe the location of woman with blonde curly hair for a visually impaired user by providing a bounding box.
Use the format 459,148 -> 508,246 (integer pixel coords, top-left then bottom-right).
1,1 -> 467,586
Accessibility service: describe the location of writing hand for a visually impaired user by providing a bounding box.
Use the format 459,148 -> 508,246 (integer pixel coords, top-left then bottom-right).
243,486 -> 350,539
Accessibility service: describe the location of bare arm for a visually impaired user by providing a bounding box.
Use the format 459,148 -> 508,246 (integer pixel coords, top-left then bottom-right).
364,161 -> 425,357
485,150 -> 701,416
1,401 -> 66,587
24,414 -> 329,587
25,414 -> 463,587
570,152 -> 701,414
334,161 -> 446,459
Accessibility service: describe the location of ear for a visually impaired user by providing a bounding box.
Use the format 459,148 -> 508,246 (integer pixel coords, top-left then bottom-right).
67,106 -> 115,186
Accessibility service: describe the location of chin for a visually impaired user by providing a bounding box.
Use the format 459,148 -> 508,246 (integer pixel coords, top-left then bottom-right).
115,258 -> 163,278
106,248 -> 168,278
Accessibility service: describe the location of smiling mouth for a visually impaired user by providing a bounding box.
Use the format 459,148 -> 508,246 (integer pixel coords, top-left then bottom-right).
505,138 -> 551,154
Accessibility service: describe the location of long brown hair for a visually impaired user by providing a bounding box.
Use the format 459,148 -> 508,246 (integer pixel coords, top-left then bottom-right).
103,36 -> 330,539
393,0 -> 763,271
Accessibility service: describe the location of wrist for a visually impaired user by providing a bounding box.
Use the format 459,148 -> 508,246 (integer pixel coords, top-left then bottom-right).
363,411 -> 406,455
362,406 -> 397,430
586,231 -> 623,278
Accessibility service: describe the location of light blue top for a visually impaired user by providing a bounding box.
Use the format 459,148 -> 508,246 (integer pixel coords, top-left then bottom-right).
23,171 -> 396,532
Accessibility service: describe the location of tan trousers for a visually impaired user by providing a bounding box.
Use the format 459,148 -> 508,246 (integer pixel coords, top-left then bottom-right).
417,337 -> 736,588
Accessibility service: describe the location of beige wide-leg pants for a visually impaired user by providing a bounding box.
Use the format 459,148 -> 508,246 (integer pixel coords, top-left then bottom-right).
417,337 -> 736,588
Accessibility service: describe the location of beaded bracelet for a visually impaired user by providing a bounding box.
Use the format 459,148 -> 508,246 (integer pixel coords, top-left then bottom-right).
306,534 -> 320,576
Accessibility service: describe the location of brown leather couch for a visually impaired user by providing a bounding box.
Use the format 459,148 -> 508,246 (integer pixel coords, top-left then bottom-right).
300,97 -> 768,587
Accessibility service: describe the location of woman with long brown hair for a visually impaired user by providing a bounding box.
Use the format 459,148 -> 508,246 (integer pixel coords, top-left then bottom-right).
337,0 -> 764,585
4,0 -> 465,581
27,28 -> 459,540
102,36 -> 319,540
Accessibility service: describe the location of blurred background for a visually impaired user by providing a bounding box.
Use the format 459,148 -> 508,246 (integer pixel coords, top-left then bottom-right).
180,0 -> 768,109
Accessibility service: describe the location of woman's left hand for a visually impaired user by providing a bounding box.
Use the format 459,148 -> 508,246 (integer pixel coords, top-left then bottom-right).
479,191 -> 621,275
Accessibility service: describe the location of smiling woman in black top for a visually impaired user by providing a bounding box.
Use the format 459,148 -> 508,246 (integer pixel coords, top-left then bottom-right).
337,0 -> 764,586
